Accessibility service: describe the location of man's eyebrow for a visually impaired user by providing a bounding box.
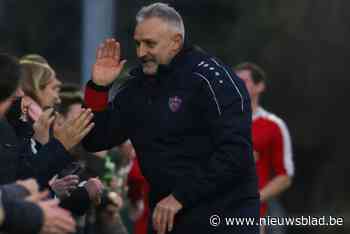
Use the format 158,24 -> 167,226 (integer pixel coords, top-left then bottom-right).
135,36 -> 156,42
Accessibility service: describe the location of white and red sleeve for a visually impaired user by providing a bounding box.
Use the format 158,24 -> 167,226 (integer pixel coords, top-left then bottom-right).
270,118 -> 295,177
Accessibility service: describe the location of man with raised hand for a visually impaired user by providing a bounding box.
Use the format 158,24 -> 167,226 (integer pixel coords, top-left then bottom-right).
83,3 -> 259,234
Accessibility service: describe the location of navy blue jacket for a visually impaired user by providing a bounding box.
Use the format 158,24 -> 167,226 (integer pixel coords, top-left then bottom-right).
0,120 -> 73,187
0,183 -> 43,234
83,46 -> 259,233
0,120 -> 75,234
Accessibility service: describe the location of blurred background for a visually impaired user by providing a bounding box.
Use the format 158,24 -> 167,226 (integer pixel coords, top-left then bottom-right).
0,0 -> 349,233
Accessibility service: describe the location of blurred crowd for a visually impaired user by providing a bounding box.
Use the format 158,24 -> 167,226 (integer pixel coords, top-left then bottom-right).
0,53 -> 150,234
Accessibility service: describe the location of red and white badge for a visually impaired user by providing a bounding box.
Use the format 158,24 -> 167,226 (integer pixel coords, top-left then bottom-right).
168,96 -> 182,112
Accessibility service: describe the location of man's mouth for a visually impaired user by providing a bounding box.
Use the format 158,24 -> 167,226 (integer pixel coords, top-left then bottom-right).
140,57 -> 156,64
142,60 -> 154,64
142,61 -> 157,68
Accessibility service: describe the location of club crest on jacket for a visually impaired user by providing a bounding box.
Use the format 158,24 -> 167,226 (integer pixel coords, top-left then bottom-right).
168,96 -> 182,112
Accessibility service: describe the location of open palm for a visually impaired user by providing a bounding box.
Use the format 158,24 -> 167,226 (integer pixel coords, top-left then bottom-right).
92,38 -> 127,86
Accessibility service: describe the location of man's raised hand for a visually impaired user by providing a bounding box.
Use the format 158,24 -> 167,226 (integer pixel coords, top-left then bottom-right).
92,38 -> 127,86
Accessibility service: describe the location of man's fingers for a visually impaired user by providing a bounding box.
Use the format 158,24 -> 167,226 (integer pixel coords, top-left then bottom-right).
53,210 -> 76,233
167,208 -> 175,232
56,208 -> 75,224
89,178 -> 104,194
152,208 -> 159,231
158,208 -> 167,234
46,226 -> 60,234
65,179 -> 79,188
63,175 -> 79,182
74,109 -> 92,130
90,177 -> 103,186
70,108 -> 88,130
49,175 -> 58,185
77,122 -> 95,140
38,199 -> 75,234
62,109 -> 82,127
110,39 -> 117,59
104,38 -> 113,57
101,40 -> 109,58
152,207 -> 158,230
35,108 -> 54,127
159,206 -> 174,234
153,206 -> 167,234
104,39 -> 111,57
44,198 -> 60,208
96,44 -> 104,60
64,177 -> 79,186
118,59 -> 127,71
53,220 -> 75,234
79,112 -> 94,132
106,38 -> 115,57
55,176 -> 79,189
114,41 -> 121,62
67,185 -> 77,191
52,179 -> 65,187
27,190 -> 49,202
97,38 -> 121,63
73,108 -> 87,124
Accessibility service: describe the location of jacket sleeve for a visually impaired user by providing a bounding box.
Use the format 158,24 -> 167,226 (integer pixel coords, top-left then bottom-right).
18,138 -> 74,187
172,62 -> 257,208
0,183 -> 30,201
1,190 -> 43,234
82,80 -> 127,152
269,119 -> 294,177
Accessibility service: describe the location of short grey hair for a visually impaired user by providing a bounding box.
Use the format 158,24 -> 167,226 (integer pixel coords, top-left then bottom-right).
136,2 -> 185,42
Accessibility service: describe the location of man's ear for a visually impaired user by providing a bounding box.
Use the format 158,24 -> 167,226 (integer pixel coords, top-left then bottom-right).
171,33 -> 183,52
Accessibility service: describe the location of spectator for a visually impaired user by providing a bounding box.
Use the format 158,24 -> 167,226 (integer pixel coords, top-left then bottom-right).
235,62 -> 294,233
0,53 -> 76,234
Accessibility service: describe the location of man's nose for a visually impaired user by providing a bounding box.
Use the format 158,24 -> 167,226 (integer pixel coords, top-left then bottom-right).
137,44 -> 147,58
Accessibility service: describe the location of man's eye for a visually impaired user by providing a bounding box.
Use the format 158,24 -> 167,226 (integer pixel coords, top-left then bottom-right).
143,40 -> 155,46
147,42 -> 156,48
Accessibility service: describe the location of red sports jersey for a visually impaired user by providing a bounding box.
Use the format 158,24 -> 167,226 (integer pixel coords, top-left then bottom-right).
252,107 -> 294,216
